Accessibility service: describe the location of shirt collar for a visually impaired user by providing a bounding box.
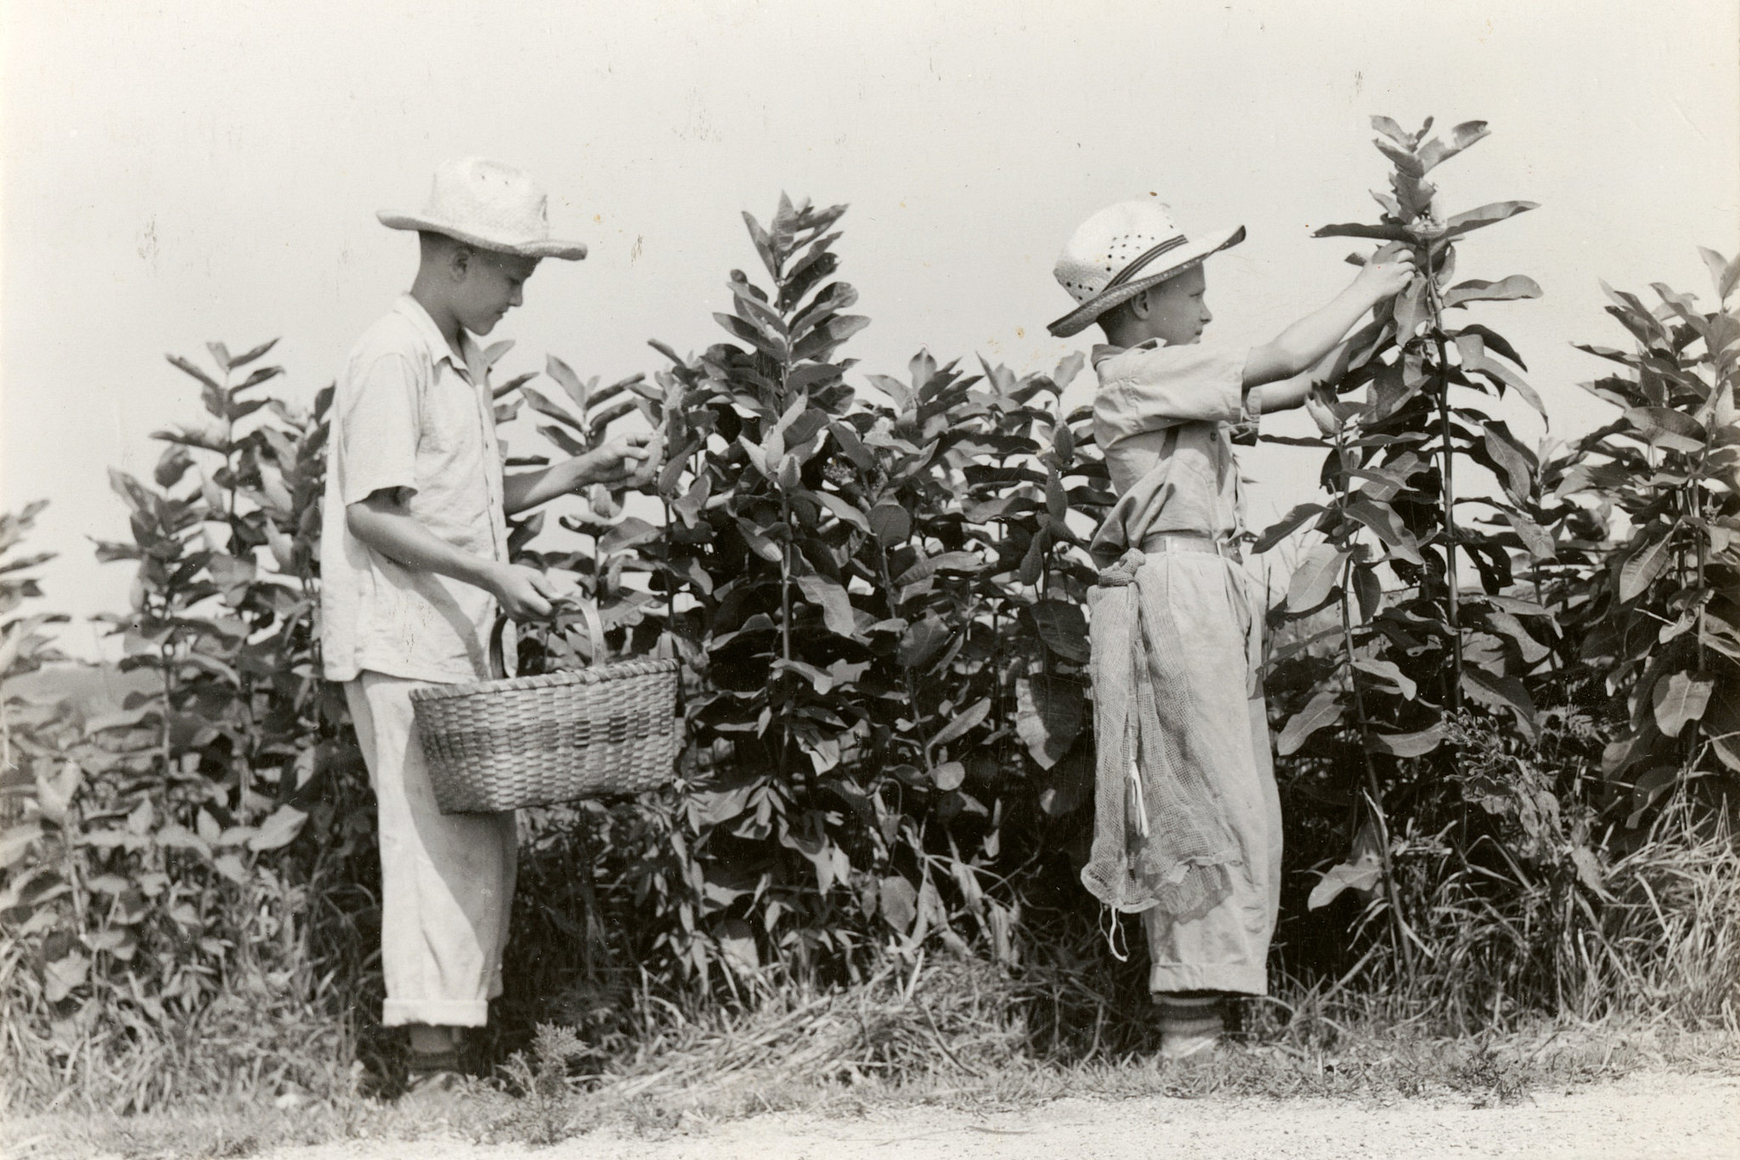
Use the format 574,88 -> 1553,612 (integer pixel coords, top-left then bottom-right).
392,294 -> 483,380
1091,339 -> 1146,367
1091,338 -> 1168,368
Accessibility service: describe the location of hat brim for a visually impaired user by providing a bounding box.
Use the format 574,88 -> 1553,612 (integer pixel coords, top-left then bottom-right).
377,211 -> 588,261
1047,225 -> 1245,338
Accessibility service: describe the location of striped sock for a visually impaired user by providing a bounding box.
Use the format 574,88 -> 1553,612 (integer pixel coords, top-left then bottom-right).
1155,992 -> 1224,1056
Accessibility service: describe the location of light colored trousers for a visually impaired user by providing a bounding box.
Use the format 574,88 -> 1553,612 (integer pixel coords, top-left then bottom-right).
1135,550 -> 1284,996
346,671 -> 517,1027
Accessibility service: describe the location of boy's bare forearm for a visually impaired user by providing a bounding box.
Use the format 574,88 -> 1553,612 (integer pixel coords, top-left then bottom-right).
346,494 -> 562,619
1249,369 -> 1314,415
1244,243 -> 1415,389
346,497 -> 504,591
1249,342 -> 1351,414
503,433 -> 652,514
503,457 -> 591,514
1243,285 -> 1376,388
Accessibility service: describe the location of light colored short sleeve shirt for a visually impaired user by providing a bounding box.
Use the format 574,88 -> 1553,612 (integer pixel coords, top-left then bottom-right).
319,295 -> 508,684
1089,339 -> 1258,554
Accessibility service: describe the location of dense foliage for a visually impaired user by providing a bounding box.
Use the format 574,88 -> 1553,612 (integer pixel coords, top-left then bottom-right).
1261,120 -> 1738,1020
1,116 -> 1733,1111
1546,260 -> 1740,808
507,196 -> 1109,993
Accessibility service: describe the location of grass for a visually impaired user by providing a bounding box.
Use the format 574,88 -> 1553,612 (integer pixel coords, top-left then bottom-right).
459,967 -> 1737,1137
6,956 -> 1737,1159
1388,794 -> 1740,1032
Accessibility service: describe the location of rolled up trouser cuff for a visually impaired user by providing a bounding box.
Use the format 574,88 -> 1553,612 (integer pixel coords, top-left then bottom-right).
383,998 -> 492,1028
1147,960 -> 1268,996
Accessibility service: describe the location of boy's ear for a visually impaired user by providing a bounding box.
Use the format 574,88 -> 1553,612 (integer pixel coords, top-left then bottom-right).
1126,287 -> 1152,319
447,243 -> 476,281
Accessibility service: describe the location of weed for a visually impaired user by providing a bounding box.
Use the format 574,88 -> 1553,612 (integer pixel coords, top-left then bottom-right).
492,1022 -> 589,1146
1448,1041 -> 1534,1107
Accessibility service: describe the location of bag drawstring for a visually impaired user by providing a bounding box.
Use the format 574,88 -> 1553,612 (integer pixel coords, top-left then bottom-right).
1099,903 -> 1130,963
1126,735 -> 1150,843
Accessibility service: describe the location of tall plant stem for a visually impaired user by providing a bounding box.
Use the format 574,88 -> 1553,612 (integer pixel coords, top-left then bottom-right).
1338,552 -> 1416,984
777,489 -> 793,782
1690,444 -> 1709,676
875,534 -> 925,758
1430,328 -> 1464,714
1,687 -> 11,787
159,641 -> 176,778
778,496 -> 794,666
1418,254 -> 1465,715
223,369 -> 238,524
218,365 -> 260,798
1530,553 -> 1562,681
660,497 -> 685,711
773,249 -> 795,785
1685,446 -> 1709,772
990,525 -> 1004,734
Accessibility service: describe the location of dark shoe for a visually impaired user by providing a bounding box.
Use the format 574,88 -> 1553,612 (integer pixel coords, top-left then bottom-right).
1154,992 -> 1225,1063
1159,1026 -> 1222,1061
401,1050 -> 465,1110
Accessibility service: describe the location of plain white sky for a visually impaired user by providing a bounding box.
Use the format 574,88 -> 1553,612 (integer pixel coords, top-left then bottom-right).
3,0 -> 1736,654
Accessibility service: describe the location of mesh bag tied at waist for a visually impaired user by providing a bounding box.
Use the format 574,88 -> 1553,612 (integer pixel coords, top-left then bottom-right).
1081,547 -> 1241,921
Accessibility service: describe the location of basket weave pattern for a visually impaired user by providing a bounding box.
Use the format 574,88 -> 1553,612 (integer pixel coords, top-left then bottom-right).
410,658 -> 679,813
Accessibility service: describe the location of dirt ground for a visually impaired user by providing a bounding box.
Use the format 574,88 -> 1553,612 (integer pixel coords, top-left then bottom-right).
229,1069 -> 1737,1160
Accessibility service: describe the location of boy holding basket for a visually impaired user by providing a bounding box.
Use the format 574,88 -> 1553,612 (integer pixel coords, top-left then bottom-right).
320,158 -> 648,1089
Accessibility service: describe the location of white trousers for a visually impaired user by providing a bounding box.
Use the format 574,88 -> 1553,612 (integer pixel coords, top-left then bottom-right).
346,671 -> 517,1027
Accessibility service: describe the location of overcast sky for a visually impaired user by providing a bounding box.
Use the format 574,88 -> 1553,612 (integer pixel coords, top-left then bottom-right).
3,0 -> 1736,655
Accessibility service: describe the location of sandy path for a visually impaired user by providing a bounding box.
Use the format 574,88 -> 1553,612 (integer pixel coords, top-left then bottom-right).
264,1070 -> 1738,1160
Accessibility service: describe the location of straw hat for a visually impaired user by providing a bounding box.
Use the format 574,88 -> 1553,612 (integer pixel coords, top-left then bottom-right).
1048,198 -> 1244,337
378,157 -> 587,261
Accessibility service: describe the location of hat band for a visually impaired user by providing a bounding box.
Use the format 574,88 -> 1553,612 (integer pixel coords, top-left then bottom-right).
1103,234 -> 1190,291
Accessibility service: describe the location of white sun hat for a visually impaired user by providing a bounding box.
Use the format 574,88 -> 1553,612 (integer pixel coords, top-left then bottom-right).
1048,197 -> 1244,337
378,157 -> 588,261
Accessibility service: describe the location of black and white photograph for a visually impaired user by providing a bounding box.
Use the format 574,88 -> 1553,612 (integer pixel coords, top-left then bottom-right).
2,2 -> 1736,1157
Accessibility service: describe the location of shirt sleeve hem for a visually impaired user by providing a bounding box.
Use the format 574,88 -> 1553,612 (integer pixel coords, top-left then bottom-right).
338,478 -> 420,508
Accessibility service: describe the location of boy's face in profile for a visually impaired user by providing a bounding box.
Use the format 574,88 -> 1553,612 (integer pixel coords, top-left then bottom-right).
1134,265 -> 1212,347
455,249 -> 540,336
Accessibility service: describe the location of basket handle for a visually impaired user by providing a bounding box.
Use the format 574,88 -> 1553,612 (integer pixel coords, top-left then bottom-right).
487,598 -> 606,679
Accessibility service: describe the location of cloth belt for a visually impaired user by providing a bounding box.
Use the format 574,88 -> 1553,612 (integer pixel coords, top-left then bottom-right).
1138,532 -> 1243,561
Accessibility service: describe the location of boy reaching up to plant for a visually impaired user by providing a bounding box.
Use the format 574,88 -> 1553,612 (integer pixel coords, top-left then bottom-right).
320,158 -> 649,1094
1047,197 -> 1413,1060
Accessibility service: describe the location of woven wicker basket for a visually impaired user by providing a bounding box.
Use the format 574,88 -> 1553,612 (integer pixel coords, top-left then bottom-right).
410,609 -> 680,814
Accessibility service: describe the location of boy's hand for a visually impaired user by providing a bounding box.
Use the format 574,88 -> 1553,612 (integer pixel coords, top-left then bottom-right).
488,562 -> 560,620
1354,242 -> 1418,303
580,432 -> 653,488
